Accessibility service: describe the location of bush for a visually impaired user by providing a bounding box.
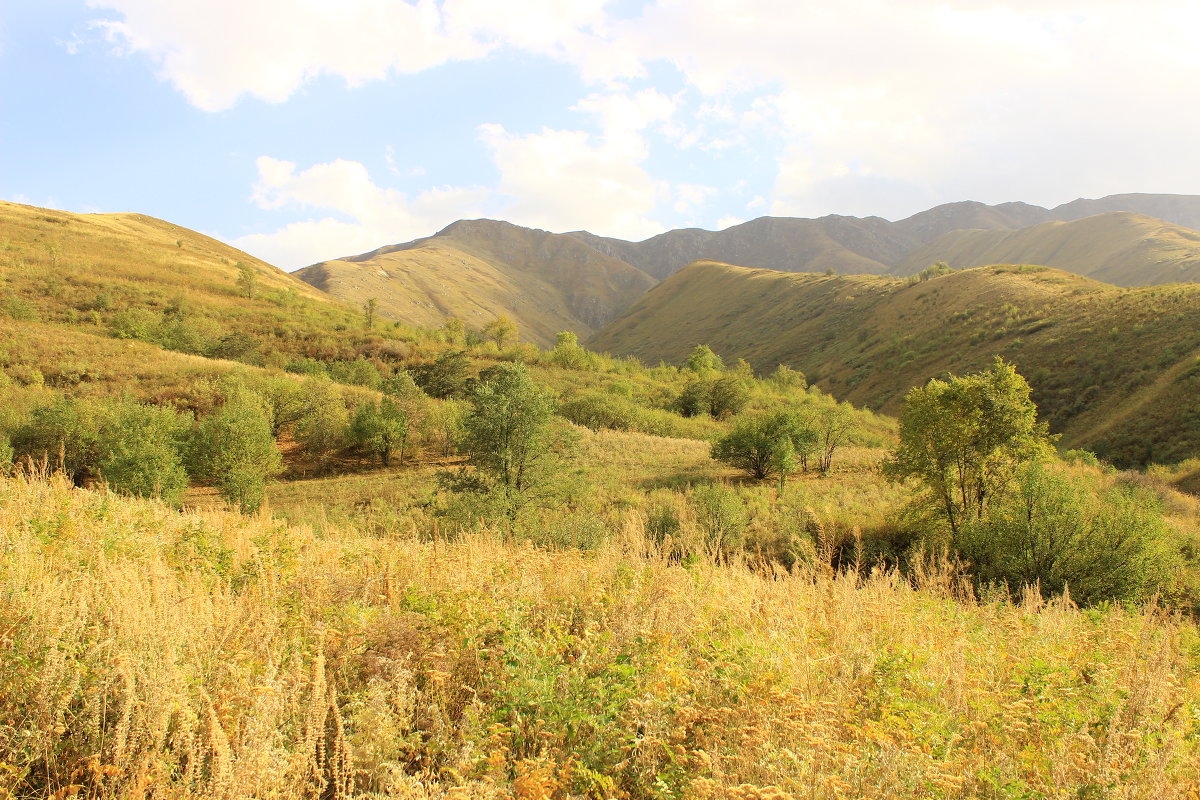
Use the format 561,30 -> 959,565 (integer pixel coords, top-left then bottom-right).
187,389 -> 282,512
295,379 -> 349,472
558,392 -> 638,431
412,350 -> 472,399
689,483 -> 748,560
956,464 -> 1175,605
348,398 -> 409,466
711,411 -> 817,482
96,401 -> 191,505
329,357 -> 382,389
11,395 -> 100,482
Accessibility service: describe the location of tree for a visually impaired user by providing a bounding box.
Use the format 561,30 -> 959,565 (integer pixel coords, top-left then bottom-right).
482,315 -> 518,349
442,317 -> 466,345
813,403 -> 856,474
295,378 -> 349,473
708,374 -> 751,419
711,411 -> 817,485
187,390 -> 282,512
442,363 -> 573,521
235,262 -> 258,300
11,395 -> 100,483
411,350 -> 472,399
96,400 -> 191,505
956,463 -> 1172,605
550,331 -> 592,370
685,344 -> 724,373
883,358 -> 1052,535
363,297 -> 378,330
349,398 -> 409,466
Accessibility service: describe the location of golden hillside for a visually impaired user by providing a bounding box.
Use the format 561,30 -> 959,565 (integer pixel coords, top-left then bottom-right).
0,200 -> 366,362
589,260 -> 1200,466
296,219 -> 656,347
900,212 -> 1200,285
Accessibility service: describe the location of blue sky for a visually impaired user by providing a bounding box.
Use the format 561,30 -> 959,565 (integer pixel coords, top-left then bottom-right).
3,1 -> 1199,269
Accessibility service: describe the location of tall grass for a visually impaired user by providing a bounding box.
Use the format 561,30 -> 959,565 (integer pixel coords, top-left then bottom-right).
2,475 -> 1198,799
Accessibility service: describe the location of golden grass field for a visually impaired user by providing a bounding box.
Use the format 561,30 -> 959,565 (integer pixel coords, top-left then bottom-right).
3,473 -> 1199,799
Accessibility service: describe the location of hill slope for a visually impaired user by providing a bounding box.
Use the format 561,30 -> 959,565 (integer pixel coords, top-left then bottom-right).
899,212 -> 1200,285
296,220 -> 656,347
0,200 -> 364,364
589,260 -> 1200,466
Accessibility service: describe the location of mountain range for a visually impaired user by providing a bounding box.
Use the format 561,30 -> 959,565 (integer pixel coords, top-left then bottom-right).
295,193 -> 1200,345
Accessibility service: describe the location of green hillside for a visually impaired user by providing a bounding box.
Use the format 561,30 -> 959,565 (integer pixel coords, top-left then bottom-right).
590,260 -> 1200,466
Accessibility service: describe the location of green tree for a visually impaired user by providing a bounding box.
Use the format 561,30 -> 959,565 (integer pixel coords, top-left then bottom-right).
442,363 -> 573,521
883,358 -> 1052,535
96,400 -> 191,505
442,317 -> 466,345
482,314 -> 518,349
549,331 -> 593,370
295,378 -> 349,473
708,374 -> 751,419
235,261 -> 258,299
11,395 -> 100,483
813,403 -> 856,474
187,390 -> 282,512
685,344 -> 724,373
711,411 -> 817,485
411,350 -> 472,399
349,398 -> 409,466
957,463 -> 1173,605
0,432 -> 14,475
363,297 -> 378,330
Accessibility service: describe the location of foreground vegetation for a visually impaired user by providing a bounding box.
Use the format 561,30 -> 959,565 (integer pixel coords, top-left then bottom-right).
2,474 -> 1199,799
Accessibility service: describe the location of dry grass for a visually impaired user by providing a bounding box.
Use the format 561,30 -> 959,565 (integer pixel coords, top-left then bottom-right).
3,475 -> 1198,799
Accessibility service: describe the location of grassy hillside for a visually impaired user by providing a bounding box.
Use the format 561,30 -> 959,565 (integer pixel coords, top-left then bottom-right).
297,219 -> 657,347
0,200 -> 372,364
3,473 -> 1199,799
900,212 -> 1200,285
590,260 -> 1200,466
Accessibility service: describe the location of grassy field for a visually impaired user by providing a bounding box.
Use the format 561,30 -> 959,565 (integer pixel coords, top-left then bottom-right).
3,474 -> 1199,799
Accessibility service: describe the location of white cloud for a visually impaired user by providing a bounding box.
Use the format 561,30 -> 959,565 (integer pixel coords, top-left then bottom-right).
476,88 -> 677,239
87,0 -> 488,111
233,156 -> 489,268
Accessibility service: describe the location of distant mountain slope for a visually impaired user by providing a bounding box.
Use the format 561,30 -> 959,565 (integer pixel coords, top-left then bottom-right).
1054,193 -> 1200,230
296,219 -> 656,347
899,212 -> 1200,285
570,193 -> 1200,281
589,260 -> 1200,466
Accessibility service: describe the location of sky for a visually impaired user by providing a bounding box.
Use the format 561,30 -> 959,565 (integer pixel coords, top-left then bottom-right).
2,1 -> 1199,270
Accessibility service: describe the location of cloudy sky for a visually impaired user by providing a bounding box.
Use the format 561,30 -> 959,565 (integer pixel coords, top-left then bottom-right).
3,1 -> 1199,269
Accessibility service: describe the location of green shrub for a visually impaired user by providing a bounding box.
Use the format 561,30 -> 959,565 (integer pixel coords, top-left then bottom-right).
187,389 -> 282,512
689,483 -> 748,560
11,395 -> 100,482
956,464 -> 1175,605
96,401 -> 191,505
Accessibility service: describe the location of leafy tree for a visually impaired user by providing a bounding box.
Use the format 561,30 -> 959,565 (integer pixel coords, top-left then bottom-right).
813,403 -> 856,474
883,358 -> 1052,535
295,378 -> 349,473
957,463 -> 1173,605
349,398 -> 409,466
441,363 -> 574,521
483,314 -> 518,349
187,390 -> 282,512
685,344 -> 724,373
96,400 -> 191,505
363,297 -> 378,330
411,350 -> 472,399
712,411 -> 817,485
235,261 -> 258,299
675,379 -> 711,418
442,317 -> 466,345
708,374 -> 751,419
549,331 -> 593,370
258,376 -> 307,437
11,395 -> 100,483
768,364 -> 806,392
